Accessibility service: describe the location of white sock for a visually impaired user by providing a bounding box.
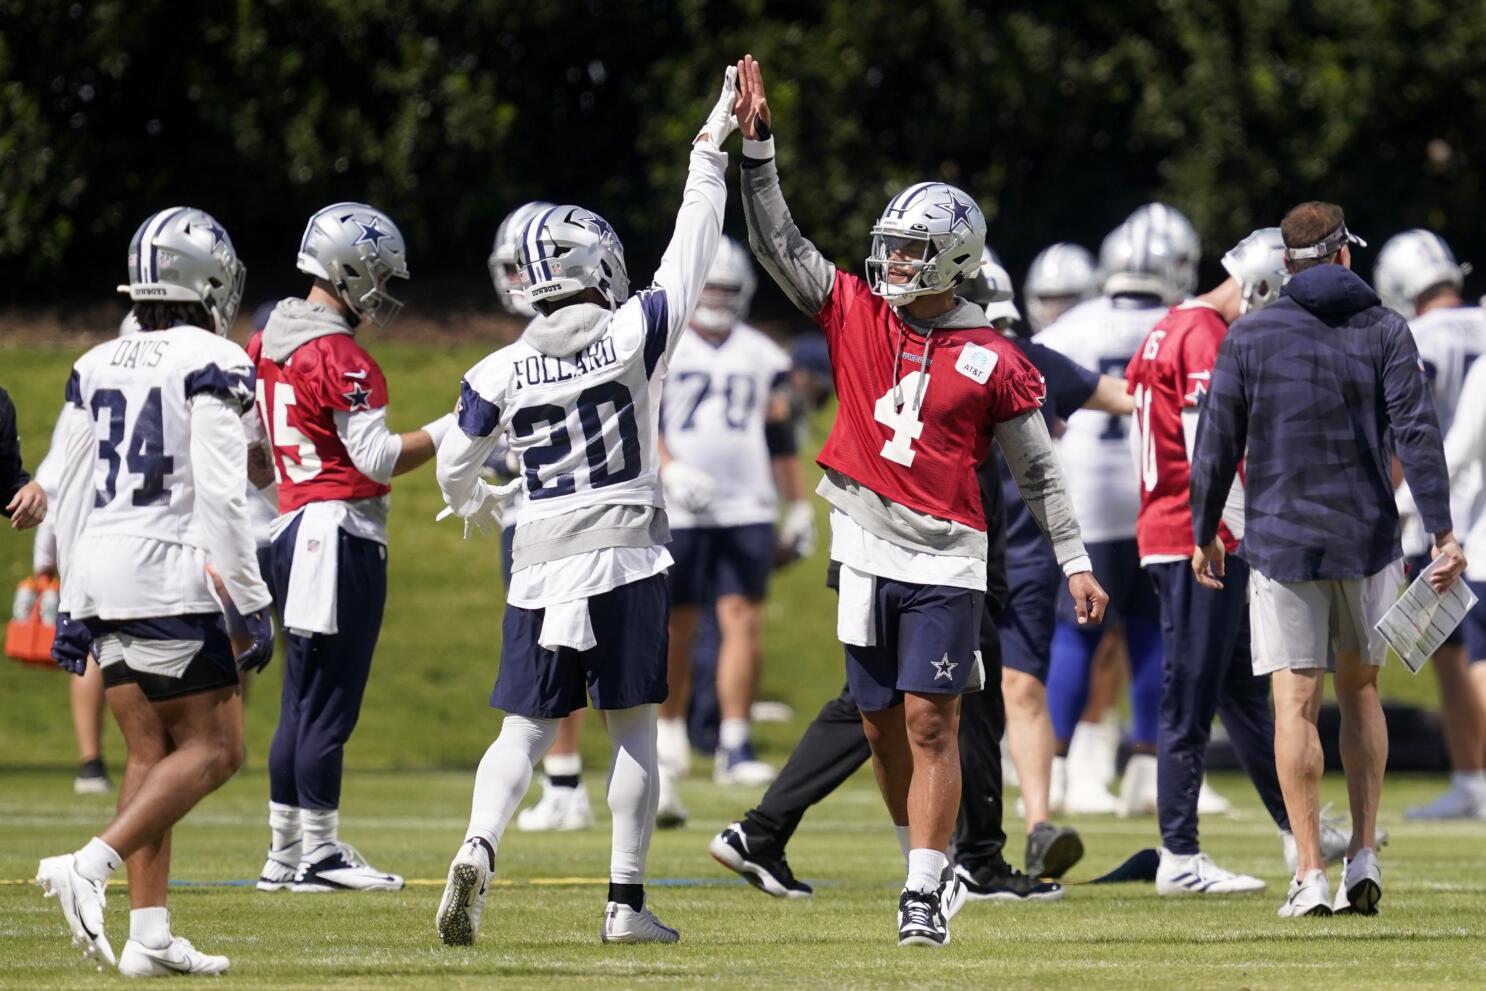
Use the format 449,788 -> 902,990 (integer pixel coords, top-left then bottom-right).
657,717 -> 689,764
74,837 -> 122,884
465,715 -> 560,852
544,752 -> 582,782
719,718 -> 750,752
269,802 -> 302,855
302,808 -> 339,854
605,704 -> 659,884
129,907 -> 171,949
1452,770 -> 1486,793
906,848 -> 947,894
895,825 -> 911,863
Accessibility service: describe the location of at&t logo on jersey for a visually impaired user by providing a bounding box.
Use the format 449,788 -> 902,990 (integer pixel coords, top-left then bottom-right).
954,343 -> 998,385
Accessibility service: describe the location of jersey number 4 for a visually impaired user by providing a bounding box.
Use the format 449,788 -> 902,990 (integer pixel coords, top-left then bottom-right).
875,372 -> 928,467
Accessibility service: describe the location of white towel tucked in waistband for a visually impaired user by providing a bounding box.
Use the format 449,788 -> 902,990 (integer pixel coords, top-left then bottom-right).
539,597 -> 597,652
283,502 -> 346,637
836,564 -> 877,647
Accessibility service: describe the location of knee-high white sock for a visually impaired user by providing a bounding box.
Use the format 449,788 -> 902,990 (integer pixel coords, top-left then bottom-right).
268,802 -> 302,856
465,715 -> 561,853
302,808 -> 339,854
605,704 -> 659,885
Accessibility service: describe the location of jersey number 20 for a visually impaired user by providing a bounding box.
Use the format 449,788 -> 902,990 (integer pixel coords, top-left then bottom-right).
514,381 -> 641,500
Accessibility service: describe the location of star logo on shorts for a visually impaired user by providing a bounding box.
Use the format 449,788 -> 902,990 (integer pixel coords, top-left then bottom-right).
342,384 -> 373,411
932,653 -> 957,681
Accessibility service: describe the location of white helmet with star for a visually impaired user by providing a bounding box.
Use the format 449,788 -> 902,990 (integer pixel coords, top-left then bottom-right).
297,202 -> 409,328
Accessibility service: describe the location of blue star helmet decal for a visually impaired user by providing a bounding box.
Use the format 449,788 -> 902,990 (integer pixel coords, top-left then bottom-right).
342,383 -> 373,412
200,219 -> 227,250
573,211 -> 618,244
353,219 -> 390,249
938,193 -> 974,234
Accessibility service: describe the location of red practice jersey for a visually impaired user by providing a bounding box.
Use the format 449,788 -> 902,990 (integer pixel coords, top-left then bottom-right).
1125,302 -> 1238,559
248,331 -> 393,512
815,272 -> 1046,531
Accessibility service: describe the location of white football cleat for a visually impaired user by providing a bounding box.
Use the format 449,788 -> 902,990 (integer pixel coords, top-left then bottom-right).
1404,784 -> 1485,821
257,842 -> 300,892
35,854 -> 115,967
601,901 -> 680,944
656,768 -> 688,830
1196,777 -> 1233,815
1333,848 -> 1382,916
436,840 -> 491,946
517,782 -> 595,832
292,842 -> 404,892
118,937 -> 229,976
1116,754 -> 1158,817
1278,869 -> 1333,918
713,745 -> 777,787
1156,848 -> 1266,896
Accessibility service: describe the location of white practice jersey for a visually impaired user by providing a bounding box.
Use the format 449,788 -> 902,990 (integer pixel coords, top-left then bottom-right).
1409,305 -> 1486,435
1035,294 -> 1166,542
54,326 -> 271,620
438,142 -> 727,606
661,322 -> 790,528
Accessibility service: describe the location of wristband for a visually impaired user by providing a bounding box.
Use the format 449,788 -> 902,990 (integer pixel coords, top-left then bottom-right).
742,136 -> 775,160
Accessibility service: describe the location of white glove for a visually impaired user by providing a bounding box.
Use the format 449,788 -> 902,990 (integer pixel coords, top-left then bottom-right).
661,460 -> 716,513
778,500 -> 817,559
694,66 -> 739,146
435,477 -> 522,539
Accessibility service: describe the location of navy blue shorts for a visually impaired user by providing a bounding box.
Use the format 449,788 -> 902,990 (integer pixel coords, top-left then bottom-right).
1408,554 -> 1465,646
844,577 -> 983,712
668,523 -> 774,606
1000,559 -> 1062,682
1058,537 -> 1159,627
494,574 -> 670,718
86,614 -> 239,701
1466,580 -> 1486,663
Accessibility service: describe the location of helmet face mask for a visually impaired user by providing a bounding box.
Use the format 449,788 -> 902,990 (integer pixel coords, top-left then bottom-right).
297,202 -> 409,329
119,207 -> 245,335
865,182 -> 987,305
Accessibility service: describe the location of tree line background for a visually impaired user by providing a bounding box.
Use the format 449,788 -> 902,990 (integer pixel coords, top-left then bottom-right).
3,0 -> 1484,319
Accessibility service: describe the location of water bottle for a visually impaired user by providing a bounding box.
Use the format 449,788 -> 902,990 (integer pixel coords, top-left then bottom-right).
39,584 -> 60,627
11,578 -> 37,623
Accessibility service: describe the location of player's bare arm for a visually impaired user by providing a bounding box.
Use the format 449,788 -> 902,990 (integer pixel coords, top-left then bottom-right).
1086,375 -> 1135,416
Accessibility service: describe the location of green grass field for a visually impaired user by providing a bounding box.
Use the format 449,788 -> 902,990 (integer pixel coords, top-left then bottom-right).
2,341 -> 1483,988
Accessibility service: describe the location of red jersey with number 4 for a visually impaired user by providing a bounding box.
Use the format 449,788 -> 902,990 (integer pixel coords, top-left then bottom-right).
248,330 -> 392,512
814,271 -> 1046,531
1125,302 -> 1238,558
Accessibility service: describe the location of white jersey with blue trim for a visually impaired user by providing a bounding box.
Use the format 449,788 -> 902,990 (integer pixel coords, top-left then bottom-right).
661,322 -> 790,528
437,142 -> 727,606
55,324 -> 270,619
1408,304 -> 1486,436
1034,294 -> 1166,542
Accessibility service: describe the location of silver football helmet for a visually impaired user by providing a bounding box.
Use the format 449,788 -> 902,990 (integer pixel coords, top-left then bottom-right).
489,201 -> 554,317
297,202 -> 409,328
1117,205 -> 1200,303
117,207 -> 245,335
691,236 -> 758,335
1374,229 -> 1467,318
515,204 -> 629,311
1023,242 -> 1097,332
866,182 -> 987,304
961,246 -> 1019,327
1221,227 -> 1289,314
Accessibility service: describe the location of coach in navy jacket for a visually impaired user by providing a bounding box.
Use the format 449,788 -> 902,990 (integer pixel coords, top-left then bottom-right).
1187,201 -> 1467,917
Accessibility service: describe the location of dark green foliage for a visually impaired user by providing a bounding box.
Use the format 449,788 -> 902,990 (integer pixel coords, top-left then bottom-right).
3,0 -> 1483,302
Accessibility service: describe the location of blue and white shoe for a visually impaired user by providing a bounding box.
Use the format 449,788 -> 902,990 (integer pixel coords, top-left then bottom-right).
292,842 -> 404,892
713,743 -> 775,787
709,823 -> 812,898
1156,848 -> 1265,896
257,841 -> 300,892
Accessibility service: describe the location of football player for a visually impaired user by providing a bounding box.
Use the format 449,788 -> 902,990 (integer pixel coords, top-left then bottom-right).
1023,243 -> 1098,334
432,68 -> 738,946
1377,231 -> 1486,820
658,235 -> 814,804
1038,205 -> 1194,816
491,201 -> 598,834
734,56 -> 1104,947
250,203 -> 454,893
37,208 -> 274,976
1127,228 -> 1303,894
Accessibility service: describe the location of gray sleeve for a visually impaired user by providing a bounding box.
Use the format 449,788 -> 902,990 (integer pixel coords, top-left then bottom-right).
993,410 -> 1089,568
739,158 -> 837,316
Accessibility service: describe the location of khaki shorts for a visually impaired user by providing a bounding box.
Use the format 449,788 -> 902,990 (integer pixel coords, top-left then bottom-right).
1249,560 -> 1405,676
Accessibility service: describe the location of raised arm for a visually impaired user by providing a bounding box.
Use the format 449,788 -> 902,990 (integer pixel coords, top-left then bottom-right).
734,55 -> 837,317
